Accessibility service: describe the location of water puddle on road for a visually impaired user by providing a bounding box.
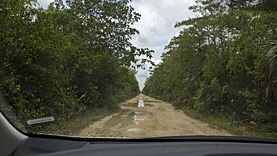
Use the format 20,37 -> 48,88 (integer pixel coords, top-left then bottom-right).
106,97 -> 146,132
127,111 -> 144,132
138,98 -> 144,107
103,113 -> 134,129
127,128 -> 139,132
133,112 -> 144,125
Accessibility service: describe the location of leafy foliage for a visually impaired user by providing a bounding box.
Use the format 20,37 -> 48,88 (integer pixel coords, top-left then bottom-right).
143,0 -> 277,134
0,0 -> 144,133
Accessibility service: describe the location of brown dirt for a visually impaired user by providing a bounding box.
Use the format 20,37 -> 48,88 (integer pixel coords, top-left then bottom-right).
77,94 -> 232,138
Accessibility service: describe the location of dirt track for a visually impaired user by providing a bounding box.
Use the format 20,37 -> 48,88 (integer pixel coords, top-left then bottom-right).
77,94 -> 232,138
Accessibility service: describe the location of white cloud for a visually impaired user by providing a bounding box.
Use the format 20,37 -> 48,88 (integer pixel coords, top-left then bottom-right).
37,0 -> 54,9
130,0 -> 196,91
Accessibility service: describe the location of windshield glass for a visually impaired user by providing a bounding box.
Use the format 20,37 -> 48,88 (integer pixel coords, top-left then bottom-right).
1,0 -> 277,139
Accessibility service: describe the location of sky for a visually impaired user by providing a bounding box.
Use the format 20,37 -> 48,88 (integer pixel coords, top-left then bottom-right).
37,0 -> 196,91
130,0 -> 196,91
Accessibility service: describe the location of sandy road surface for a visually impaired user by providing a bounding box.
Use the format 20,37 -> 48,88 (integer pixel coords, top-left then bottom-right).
77,94 -> 232,138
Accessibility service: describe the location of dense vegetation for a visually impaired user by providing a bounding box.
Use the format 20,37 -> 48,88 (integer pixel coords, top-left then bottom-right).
143,0 -> 277,136
0,0 -> 150,133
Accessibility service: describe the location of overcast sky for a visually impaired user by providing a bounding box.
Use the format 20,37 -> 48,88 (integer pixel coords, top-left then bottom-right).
130,0 -> 196,91
37,0 -> 196,91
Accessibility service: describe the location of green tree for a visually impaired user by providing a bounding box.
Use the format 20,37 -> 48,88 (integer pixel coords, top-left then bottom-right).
143,0 -> 277,129
0,0 -> 142,133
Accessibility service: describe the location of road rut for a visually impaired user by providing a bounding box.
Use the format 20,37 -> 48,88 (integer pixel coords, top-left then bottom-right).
77,94 -> 232,138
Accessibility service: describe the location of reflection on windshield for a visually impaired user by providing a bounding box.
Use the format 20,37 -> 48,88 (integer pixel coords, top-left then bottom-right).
0,0 -> 277,139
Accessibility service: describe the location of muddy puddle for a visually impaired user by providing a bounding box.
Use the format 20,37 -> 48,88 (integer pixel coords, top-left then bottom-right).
103,99 -> 146,132
123,97 -> 153,108
78,94 -> 232,138
127,128 -> 139,132
123,102 -> 153,107
126,112 -> 144,132
144,104 -> 154,107
123,102 -> 138,107
138,98 -> 144,107
144,100 -> 161,103
133,112 -> 144,125
103,112 -> 134,129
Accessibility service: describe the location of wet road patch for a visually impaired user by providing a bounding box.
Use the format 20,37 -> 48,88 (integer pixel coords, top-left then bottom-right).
145,104 -> 154,107
127,128 -> 139,132
144,100 -> 161,103
122,102 -> 138,107
103,112 -> 134,128
138,99 -> 144,107
127,112 -> 144,132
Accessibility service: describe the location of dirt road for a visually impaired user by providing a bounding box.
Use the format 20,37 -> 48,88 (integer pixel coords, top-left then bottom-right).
77,94 -> 232,138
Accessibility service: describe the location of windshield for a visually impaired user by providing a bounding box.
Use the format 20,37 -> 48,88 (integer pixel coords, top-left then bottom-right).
1,0 -> 277,139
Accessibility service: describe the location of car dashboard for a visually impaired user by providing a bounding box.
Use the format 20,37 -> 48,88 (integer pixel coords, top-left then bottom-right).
11,136 -> 277,156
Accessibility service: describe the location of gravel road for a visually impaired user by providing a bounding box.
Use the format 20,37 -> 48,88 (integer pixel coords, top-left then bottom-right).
77,94 -> 232,138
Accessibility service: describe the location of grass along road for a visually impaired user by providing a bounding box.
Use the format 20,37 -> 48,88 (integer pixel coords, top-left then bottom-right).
77,94 -> 232,138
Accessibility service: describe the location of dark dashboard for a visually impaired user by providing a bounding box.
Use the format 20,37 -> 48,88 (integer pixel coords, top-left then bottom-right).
11,136 -> 277,156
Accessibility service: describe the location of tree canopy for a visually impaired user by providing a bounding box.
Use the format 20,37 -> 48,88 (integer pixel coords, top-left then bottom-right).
0,0 -> 148,132
143,0 -> 277,134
